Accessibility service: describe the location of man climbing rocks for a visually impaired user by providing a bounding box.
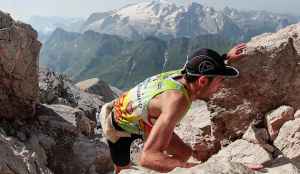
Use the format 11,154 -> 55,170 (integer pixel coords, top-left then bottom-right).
99,44 -> 263,174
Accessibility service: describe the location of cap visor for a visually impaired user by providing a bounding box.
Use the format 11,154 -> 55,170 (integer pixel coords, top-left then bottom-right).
224,66 -> 239,77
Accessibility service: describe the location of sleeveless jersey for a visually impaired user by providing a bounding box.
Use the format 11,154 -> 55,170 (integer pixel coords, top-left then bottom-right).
113,69 -> 192,135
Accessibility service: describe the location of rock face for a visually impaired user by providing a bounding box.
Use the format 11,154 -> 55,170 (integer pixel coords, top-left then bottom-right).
274,118 -> 300,169
0,11 -> 42,120
0,129 -> 52,174
75,78 -> 115,102
176,101 -> 221,162
208,22 -> 300,140
2,10 -> 300,174
38,66 -> 106,120
265,105 -> 294,141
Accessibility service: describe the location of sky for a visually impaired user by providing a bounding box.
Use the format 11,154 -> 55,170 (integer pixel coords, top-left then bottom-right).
2,0 -> 300,23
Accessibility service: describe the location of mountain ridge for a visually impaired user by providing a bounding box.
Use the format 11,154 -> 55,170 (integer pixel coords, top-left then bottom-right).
79,0 -> 300,43
40,28 -> 237,90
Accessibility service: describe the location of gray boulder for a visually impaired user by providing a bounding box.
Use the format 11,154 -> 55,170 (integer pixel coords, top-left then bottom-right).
208,22 -> 300,140
0,128 -> 53,174
0,10 -> 42,120
75,77 -> 116,102
38,66 -> 105,119
274,118 -> 300,168
119,161 -> 255,174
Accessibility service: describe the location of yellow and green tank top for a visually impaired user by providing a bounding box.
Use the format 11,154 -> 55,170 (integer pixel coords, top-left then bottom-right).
113,69 -> 192,135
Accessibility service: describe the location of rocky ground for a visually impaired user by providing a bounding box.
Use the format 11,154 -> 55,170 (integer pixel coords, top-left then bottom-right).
1,9 -> 300,174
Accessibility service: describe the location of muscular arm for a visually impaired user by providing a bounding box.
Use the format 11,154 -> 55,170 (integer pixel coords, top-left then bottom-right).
140,90 -> 198,172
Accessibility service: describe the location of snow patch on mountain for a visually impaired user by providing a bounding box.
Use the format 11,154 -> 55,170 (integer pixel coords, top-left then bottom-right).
80,0 -> 300,42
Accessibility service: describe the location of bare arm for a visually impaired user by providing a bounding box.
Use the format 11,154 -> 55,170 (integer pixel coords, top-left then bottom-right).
140,90 -> 198,172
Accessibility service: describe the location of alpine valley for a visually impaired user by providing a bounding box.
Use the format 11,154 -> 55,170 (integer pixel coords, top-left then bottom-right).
40,29 -> 236,90
39,0 -> 300,90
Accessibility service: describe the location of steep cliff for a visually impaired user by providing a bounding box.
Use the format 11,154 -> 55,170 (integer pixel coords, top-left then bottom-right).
0,11 -> 42,120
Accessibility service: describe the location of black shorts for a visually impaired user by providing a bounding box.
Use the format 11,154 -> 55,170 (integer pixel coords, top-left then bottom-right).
107,113 -> 144,167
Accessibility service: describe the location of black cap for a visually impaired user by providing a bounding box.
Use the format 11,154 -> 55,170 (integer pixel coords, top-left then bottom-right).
185,48 -> 239,77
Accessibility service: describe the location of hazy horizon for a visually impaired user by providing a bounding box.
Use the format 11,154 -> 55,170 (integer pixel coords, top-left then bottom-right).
2,0 -> 300,23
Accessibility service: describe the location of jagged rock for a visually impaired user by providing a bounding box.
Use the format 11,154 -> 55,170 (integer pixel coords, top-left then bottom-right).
0,10 -> 42,120
207,139 -> 273,167
75,78 -> 116,102
110,85 -> 125,99
274,118 -> 300,168
294,109 -> 300,119
265,163 -> 300,174
267,155 -> 300,173
208,22 -> 300,140
0,128 -> 53,174
36,133 -> 56,153
263,144 -> 275,153
265,105 -> 294,141
176,100 -> 221,161
29,103 -> 113,173
38,66 -> 105,120
35,104 -> 92,135
242,125 -> 269,145
120,161 -> 255,174
72,135 -> 114,174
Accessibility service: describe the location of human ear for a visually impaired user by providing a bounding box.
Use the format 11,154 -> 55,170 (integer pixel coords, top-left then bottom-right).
198,76 -> 208,87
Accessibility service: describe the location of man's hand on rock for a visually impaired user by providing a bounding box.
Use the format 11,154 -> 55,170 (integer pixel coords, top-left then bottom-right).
226,43 -> 247,61
243,162 -> 263,170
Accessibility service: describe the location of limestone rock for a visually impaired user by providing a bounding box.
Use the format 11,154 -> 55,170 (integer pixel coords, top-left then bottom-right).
274,118 -> 300,168
76,78 -> 115,102
264,163 -> 300,174
38,66 -> 105,120
110,85 -> 125,98
242,125 -> 269,145
0,10 -> 42,120
207,139 -> 273,167
263,144 -> 275,153
72,135 -> 113,174
0,128 -> 53,174
294,109 -> 300,119
176,100 -> 221,161
265,105 -> 294,141
35,104 -> 92,135
208,22 -> 300,140
120,161 -> 255,174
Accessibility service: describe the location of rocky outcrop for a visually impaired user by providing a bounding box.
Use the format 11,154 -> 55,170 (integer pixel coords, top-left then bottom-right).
38,66 -> 106,120
274,118 -> 300,169
0,11 -> 42,120
0,128 -> 52,174
176,100 -> 221,162
208,22 -> 300,141
2,10 -> 300,174
265,105 -> 294,141
75,78 -> 115,102
0,101 -> 114,174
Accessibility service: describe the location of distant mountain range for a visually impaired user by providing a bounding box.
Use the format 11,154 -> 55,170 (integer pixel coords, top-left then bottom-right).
40,28 -> 237,90
27,16 -> 85,43
29,1 -> 300,44
79,0 -> 300,43
37,0 -> 300,90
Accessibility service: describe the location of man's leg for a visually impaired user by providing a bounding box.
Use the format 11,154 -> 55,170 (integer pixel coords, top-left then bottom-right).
107,134 -> 142,174
165,133 -> 193,162
107,137 -> 132,174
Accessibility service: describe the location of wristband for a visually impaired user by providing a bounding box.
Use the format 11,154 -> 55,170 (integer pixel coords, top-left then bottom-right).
221,53 -> 227,60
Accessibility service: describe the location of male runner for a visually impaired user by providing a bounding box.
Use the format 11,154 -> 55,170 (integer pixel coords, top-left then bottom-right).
100,44 -> 263,173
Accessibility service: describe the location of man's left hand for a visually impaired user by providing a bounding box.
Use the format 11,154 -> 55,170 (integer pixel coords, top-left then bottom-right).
226,43 -> 247,61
